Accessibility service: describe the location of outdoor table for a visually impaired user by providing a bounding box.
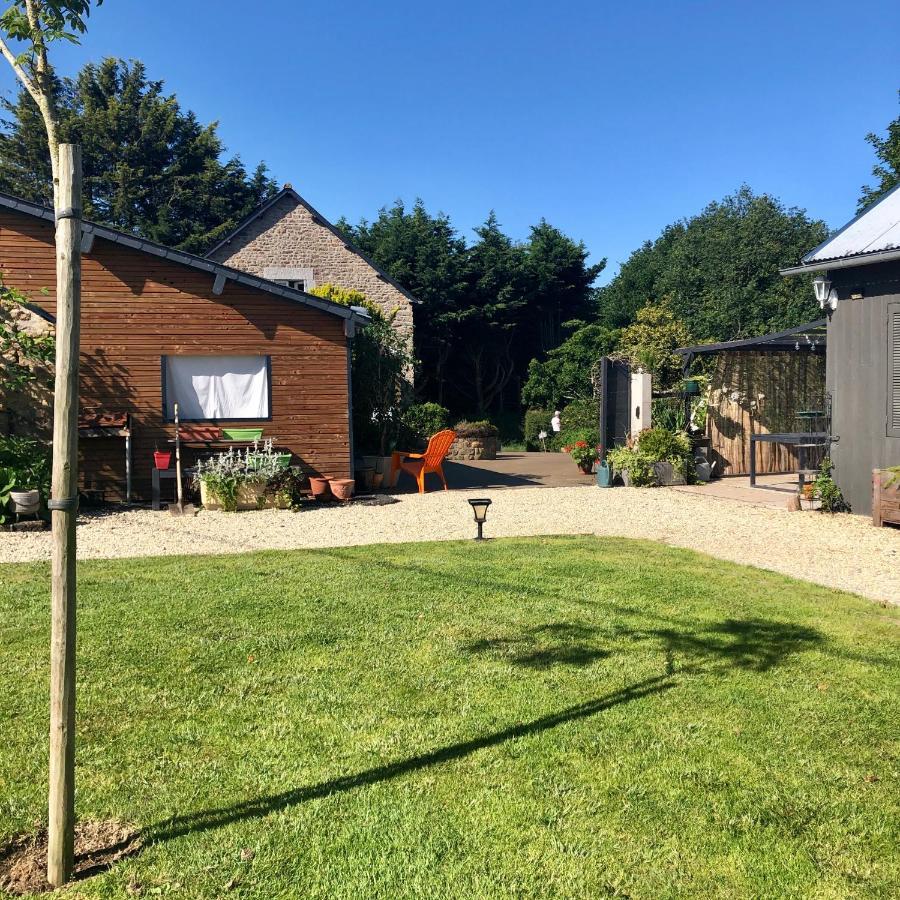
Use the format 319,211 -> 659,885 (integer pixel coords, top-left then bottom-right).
748,432 -> 828,488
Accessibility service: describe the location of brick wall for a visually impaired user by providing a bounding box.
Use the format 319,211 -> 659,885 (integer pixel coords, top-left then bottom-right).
209,193 -> 415,352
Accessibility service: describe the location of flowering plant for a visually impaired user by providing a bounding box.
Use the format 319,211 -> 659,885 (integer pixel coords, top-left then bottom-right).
564,440 -> 600,469
194,439 -> 284,511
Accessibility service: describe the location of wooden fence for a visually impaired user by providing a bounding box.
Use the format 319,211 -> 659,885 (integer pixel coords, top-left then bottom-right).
705,350 -> 826,476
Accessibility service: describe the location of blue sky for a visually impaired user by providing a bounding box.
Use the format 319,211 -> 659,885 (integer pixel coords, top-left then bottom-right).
1,0 -> 898,283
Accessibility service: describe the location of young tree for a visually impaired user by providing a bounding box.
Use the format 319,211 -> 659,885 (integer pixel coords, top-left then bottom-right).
0,0 -> 100,887
616,300 -> 691,392
0,57 -> 278,252
859,91 -> 900,212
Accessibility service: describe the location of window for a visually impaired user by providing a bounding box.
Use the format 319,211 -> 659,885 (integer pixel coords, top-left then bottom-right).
163,355 -> 271,421
889,304 -> 900,438
275,278 -> 305,292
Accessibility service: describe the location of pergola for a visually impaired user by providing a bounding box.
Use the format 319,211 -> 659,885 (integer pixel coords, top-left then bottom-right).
676,320 -> 829,487
678,319 -> 827,372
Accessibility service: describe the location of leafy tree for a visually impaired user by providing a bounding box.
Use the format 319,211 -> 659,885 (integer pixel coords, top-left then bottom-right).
521,220 -> 605,354
596,187 -> 827,341
859,91 -> 900,211
521,322 -> 619,409
344,202 -> 603,416
0,57 -> 277,252
616,300 -> 691,391
340,199 -> 468,406
455,213 -> 528,413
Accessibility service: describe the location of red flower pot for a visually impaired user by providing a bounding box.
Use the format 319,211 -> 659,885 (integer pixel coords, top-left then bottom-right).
309,476 -> 331,500
328,478 -> 355,501
154,451 -> 173,469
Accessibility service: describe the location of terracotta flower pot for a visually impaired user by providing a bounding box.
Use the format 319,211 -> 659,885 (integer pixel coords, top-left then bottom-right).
328,478 -> 354,501
309,476 -> 331,500
578,461 -> 595,475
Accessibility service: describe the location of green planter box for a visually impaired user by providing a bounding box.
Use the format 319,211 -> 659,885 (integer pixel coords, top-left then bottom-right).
223,427 -> 264,441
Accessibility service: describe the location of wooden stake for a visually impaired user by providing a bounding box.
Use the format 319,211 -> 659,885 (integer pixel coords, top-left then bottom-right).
174,403 -> 183,510
47,144 -> 81,888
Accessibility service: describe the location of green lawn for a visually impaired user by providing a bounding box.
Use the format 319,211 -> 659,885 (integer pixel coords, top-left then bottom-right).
1,537 -> 898,899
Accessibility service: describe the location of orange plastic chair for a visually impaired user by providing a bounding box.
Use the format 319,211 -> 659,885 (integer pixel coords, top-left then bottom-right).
390,429 -> 457,493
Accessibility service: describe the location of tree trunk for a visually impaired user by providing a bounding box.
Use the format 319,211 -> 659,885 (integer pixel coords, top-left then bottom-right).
47,144 -> 81,889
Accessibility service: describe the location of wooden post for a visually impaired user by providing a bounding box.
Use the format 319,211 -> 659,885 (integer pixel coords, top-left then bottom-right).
47,144 -> 81,888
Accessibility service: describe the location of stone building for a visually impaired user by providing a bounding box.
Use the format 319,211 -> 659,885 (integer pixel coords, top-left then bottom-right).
206,185 -> 417,355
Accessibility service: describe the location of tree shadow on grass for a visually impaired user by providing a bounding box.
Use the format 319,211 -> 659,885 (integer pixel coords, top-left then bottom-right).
463,622 -> 610,669
145,675 -> 673,845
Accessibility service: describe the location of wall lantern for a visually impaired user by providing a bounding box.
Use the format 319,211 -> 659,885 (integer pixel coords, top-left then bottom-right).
812,274 -> 838,312
468,498 -> 492,541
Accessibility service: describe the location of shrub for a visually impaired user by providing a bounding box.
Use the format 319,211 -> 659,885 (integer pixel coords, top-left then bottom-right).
402,403 -> 450,445
524,408 -> 552,450
637,427 -> 693,479
0,435 -> 51,497
606,427 -> 693,486
549,399 -> 599,450
606,445 -> 656,486
561,398 -> 598,431
814,457 -> 850,513
453,420 -> 499,439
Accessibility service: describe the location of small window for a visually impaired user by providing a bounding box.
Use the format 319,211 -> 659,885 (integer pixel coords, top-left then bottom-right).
163,355 -> 271,421
889,304 -> 900,438
275,278 -> 305,292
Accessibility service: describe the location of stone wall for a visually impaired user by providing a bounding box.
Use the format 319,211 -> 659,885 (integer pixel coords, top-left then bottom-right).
208,192 -> 415,353
447,435 -> 499,461
0,301 -> 53,438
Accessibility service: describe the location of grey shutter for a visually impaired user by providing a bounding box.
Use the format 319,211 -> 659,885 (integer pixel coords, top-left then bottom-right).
890,305 -> 900,438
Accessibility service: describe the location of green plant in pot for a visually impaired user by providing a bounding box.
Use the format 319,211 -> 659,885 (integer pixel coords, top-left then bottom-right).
195,441 -> 284,511
0,436 -> 51,519
564,440 -> 600,474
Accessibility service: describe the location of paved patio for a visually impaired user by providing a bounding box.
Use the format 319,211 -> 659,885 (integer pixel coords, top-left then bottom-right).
672,473 -> 805,509
395,452 -> 596,492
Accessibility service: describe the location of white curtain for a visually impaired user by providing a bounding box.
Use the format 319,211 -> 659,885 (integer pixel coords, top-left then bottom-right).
165,355 -> 269,420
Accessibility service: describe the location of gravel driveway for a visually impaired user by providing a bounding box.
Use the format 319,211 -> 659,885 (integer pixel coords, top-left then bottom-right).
1,486 -> 897,604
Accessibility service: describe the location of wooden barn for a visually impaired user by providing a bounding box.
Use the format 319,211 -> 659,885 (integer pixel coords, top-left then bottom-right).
0,192 -> 369,503
679,322 -> 827,477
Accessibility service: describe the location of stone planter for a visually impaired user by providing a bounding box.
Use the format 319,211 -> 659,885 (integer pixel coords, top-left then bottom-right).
873,469 -> 900,527
10,489 -> 40,516
447,436 -> 499,461
200,478 -> 267,511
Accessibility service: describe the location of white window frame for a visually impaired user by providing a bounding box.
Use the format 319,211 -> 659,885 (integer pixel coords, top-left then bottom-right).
263,266 -> 315,293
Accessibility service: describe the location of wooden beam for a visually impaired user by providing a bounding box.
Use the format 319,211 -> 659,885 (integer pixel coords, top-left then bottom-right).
212,273 -> 227,295
79,231 -> 94,254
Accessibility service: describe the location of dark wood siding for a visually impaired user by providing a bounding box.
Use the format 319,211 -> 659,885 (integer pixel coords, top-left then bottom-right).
828,261 -> 900,515
0,210 -> 351,501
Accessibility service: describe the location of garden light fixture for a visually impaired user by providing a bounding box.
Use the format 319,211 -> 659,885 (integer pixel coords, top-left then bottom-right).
812,274 -> 837,312
468,497 -> 492,541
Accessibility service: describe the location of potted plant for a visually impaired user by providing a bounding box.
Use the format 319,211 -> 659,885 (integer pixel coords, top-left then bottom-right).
0,466 -> 15,525
564,440 -> 600,474
194,442 -> 282,511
